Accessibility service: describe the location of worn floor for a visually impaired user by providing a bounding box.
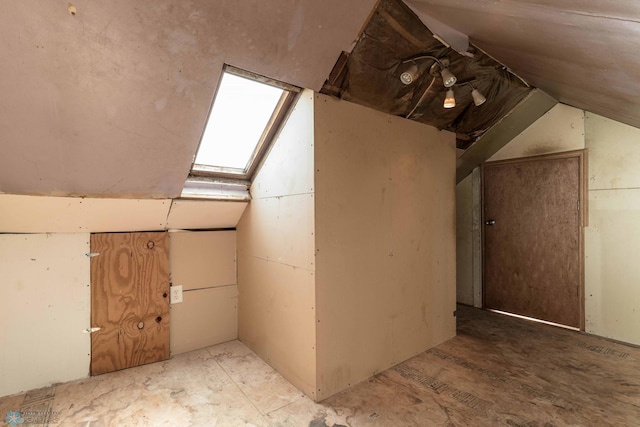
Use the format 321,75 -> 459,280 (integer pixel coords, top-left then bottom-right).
2,305 -> 640,426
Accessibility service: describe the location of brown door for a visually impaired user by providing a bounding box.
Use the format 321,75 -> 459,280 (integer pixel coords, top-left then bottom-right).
483,155 -> 582,328
90,232 -> 170,375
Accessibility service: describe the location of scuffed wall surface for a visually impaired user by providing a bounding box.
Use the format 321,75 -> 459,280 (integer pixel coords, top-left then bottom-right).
489,104 -> 585,162
314,94 -> 456,401
237,90 -> 317,399
0,234 -> 90,397
585,113 -> 640,345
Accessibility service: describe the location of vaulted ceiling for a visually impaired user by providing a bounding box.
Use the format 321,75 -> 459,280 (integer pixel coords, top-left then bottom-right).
1,0 -> 638,198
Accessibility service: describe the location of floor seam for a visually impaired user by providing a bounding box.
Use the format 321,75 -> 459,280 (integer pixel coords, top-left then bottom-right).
211,348 -> 272,425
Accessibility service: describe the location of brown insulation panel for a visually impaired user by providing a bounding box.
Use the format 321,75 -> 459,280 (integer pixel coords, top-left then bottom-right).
321,0 -> 532,147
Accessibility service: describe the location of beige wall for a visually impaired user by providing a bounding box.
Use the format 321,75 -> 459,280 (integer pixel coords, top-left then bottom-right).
456,173 -> 474,305
0,194 -> 247,232
237,90 -> 317,399
458,103 -> 640,346
457,104 -> 586,310
489,104 -> 586,162
0,196 -> 246,398
0,234 -> 91,397
169,230 -> 238,355
238,92 -> 457,402
314,94 -> 457,401
585,113 -> 640,345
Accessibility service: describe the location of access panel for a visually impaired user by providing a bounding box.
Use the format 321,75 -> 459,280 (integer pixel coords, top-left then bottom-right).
90,232 -> 170,375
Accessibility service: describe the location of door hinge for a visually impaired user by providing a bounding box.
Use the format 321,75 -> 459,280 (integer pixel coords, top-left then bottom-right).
84,327 -> 102,333
577,200 -> 580,211
85,252 -> 100,257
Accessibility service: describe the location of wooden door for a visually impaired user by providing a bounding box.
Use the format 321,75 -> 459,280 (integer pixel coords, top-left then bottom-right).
483,154 -> 582,328
90,232 -> 170,375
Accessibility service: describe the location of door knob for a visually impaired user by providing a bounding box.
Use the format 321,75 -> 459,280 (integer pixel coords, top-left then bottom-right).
485,220 -> 496,225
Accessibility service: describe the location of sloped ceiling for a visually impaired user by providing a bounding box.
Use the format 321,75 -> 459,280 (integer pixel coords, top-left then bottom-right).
2,0 -> 639,199
0,0 -> 376,198
406,0 -> 640,130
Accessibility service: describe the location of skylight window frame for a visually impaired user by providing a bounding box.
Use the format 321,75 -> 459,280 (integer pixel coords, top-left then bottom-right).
189,65 -> 301,182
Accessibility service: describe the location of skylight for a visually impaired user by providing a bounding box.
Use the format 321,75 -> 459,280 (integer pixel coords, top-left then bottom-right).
195,73 -> 283,170
190,66 -> 300,181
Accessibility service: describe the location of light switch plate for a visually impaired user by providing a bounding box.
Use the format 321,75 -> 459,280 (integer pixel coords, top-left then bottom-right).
171,285 -> 183,304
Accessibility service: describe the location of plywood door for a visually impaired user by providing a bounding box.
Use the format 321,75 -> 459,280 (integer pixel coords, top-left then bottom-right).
483,155 -> 581,327
90,232 -> 170,375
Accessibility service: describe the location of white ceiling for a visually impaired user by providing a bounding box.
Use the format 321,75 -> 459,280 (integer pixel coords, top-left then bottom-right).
2,0 -> 639,198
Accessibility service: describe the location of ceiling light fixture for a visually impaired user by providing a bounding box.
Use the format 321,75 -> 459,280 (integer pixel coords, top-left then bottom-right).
400,63 -> 419,85
470,87 -> 487,106
440,68 -> 457,88
443,89 -> 456,108
400,55 -> 457,87
399,55 -> 488,112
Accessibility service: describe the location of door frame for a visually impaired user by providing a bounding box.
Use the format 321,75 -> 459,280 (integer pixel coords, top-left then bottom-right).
481,150 -> 588,330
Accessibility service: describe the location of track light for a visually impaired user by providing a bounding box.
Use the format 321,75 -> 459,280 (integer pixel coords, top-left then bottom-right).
440,68 -> 457,88
471,87 -> 486,106
398,54 -> 488,111
444,89 -> 456,108
400,63 -> 418,85
399,55 -> 457,88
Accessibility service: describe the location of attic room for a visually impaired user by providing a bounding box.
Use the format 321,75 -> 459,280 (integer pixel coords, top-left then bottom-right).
1,0 -> 640,425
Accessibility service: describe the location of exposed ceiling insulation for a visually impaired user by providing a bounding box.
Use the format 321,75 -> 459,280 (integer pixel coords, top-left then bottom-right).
321,0 -> 533,148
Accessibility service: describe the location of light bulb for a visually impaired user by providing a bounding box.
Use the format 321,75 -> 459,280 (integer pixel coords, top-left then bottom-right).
444,89 -> 456,109
400,64 -> 418,85
440,68 -> 457,87
471,88 -> 487,106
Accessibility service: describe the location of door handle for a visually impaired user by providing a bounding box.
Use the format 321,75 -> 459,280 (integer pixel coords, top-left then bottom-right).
485,220 -> 496,225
